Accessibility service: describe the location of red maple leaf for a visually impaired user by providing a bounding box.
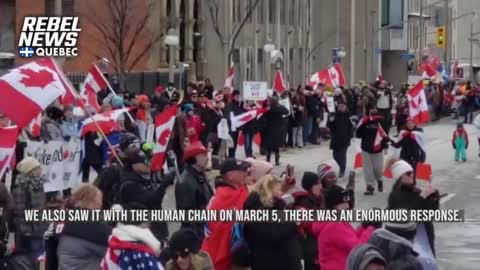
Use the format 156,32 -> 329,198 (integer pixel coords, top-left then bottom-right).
19,68 -> 55,89
63,150 -> 69,160
158,129 -> 172,145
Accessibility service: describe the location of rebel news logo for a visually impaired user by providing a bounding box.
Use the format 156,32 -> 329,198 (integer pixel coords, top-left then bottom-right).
18,17 -> 81,58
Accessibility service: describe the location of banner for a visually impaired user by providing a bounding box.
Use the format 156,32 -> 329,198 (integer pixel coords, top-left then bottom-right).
24,139 -> 82,192
243,81 -> 268,100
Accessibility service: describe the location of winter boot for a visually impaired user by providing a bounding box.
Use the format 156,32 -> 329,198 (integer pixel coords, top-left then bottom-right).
377,180 -> 383,192
364,185 -> 375,195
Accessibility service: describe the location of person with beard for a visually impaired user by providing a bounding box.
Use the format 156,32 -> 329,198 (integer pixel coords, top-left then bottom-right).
327,102 -> 354,178
258,96 -> 289,165
355,108 -> 389,195
226,90 -> 245,158
390,118 -> 426,182
375,80 -> 393,135
292,172 -> 324,270
387,159 -> 439,257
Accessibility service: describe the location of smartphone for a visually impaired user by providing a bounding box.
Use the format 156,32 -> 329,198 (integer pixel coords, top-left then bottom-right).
286,165 -> 295,177
347,171 -> 355,190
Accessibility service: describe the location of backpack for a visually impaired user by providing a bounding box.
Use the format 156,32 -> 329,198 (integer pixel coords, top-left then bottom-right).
94,163 -> 122,209
230,222 -> 251,267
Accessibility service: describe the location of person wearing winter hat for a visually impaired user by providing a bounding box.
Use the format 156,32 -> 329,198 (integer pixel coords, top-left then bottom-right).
11,157 -> 48,262
317,163 -> 337,191
201,158 -> 251,270
327,102 -> 354,178
312,185 -> 374,270
347,243 -> 386,270
292,171 -> 324,270
152,86 -> 170,114
167,229 -> 213,270
41,106 -> 64,141
452,122 -> 469,162
244,158 -> 273,186
183,103 -> 205,143
136,94 -> 153,141
101,202 -> 165,270
387,159 -> 439,256
176,141 -> 213,239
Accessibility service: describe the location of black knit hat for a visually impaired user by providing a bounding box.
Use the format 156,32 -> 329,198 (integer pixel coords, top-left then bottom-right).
301,171 -> 320,192
169,228 -> 201,254
325,185 -> 350,209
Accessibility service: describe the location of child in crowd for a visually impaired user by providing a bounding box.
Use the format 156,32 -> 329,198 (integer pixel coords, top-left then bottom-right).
452,122 -> 469,162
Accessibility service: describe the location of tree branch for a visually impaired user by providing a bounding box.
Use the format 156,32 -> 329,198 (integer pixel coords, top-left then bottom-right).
206,0 -> 224,44
127,33 -> 164,71
228,0 -> 260,58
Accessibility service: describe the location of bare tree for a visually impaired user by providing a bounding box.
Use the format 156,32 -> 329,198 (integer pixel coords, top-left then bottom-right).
207,0 -> 261,67
83,0 -> 164,90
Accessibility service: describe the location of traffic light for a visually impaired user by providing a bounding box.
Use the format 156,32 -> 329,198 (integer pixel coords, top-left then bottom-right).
435,26 -> 446,48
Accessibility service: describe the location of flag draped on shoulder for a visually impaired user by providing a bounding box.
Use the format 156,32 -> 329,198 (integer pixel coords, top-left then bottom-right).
101,236 -> 163,270
230,108 -> 268,131
0,57 -> 68,128
151,105 -> 178,171
309,63 -> 345,88
356,115 -> 386,153
397,129 -> 426,153
407,81 -> 430,125
0,126 -> 19,178
80,64 -> 108,112
81,108 -> 131,136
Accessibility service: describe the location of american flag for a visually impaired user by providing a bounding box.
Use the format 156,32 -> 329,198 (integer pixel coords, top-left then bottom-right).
101,236 -> 164,270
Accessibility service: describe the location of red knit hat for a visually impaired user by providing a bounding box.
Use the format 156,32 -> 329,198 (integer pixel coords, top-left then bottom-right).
183,141 -> 208,161
156,86 -> 164,94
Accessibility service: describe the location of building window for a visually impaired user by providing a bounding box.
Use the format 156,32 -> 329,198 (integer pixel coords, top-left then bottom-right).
280,0 -> 286,25
290,0 -> 296,26
0,0 -> 15,53
45,0 -> 56,15
269,0 -> 276,24
382,0 -> 390,26
62,0 -> 74,16
246,0 -> 253,23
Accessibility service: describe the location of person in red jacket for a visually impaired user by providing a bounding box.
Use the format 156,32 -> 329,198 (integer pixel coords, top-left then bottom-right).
183,103 -> 205,143
312,185 -> 374,270
201,158 -> 252,270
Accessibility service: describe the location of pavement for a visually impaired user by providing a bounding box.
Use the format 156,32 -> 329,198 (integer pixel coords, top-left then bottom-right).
163,115 -> 480,269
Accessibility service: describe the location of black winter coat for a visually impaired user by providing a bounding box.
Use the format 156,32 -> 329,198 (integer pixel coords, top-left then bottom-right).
119,170 -> 167,209
305,94 -> 322,118
388,184 -> 438,256
391,128 -> 426,166
327,111 -> 353,150
355,117 -> 388,153
243,193 -> 302,270
175,165 -> 214,239
258,105 -> 289,149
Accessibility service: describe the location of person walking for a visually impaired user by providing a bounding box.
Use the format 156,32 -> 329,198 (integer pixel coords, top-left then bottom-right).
452,122 -> 469,162
327,102 -> 354,178
355,109 -> 389,195
291,88 -> 306,148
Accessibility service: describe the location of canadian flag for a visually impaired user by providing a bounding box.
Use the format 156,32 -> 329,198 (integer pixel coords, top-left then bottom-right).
0,58 -> 68,128
80,108 -> 131,136
230,108 -> 268,131
224,64 -> 234,89
0,126 -> 19,179
27,113 -> 43,138
309,64 -> 345,88
408,81 -> 430,125
36,58 -> 78,106
151,105 -> 178,171
80,64 -> 108,112
272,70 -> 287,93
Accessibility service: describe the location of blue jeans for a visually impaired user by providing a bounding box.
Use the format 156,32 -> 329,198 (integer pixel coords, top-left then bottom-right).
303,116 -> 313,142
244,132 -> 254,157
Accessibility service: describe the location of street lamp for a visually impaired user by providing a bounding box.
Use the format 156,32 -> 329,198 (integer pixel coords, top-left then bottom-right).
164,29 -> 179,83
270,49 -> 283,69
332,47 -> 346,64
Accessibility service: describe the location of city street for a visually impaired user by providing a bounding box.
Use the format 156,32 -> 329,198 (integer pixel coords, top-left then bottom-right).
162,115 -> 480,270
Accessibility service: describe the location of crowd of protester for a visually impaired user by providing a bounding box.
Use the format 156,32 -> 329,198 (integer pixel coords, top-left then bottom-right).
0,75 -> 479,270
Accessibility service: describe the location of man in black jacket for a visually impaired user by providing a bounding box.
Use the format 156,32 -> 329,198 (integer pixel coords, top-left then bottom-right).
175,141 -> 213,239
226,90 -> 245,157
327,102 -> 354,178
355,108 -> 389,195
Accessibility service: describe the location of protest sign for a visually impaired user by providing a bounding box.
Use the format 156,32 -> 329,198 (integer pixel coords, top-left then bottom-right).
24,139 -> 82,192
243,81 -> 268,100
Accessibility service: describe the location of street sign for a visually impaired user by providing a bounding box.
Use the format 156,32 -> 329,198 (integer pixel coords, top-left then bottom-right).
375,48 -> 383,54
243,81 -> 268,100
400,53 -> 415,60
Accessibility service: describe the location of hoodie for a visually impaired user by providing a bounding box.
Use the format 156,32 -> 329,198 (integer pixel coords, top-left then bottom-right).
201,178 -> 249,270
312,221 -> 373,270
368,228 -> 423,270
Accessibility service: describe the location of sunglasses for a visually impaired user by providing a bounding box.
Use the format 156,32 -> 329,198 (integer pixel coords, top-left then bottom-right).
173,251 -> 190,260
405,171 -> 414,176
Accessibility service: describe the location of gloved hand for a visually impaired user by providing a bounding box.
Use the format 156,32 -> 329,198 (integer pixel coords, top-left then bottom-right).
141,142 -> 155,156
